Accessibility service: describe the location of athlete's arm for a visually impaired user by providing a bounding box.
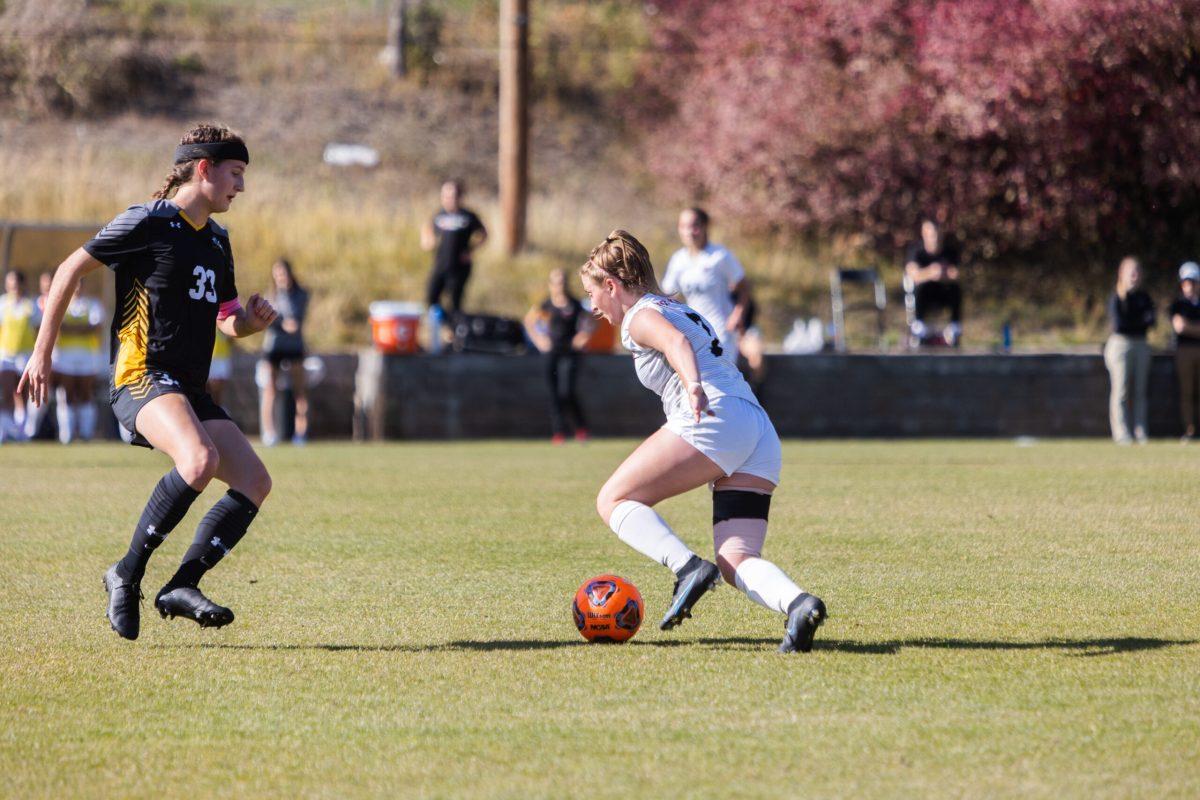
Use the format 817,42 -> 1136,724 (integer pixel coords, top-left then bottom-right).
628,307 -> 711,422
571,313 -> 594,351
728,278 -> 750,332
523,305 -> 551,353
18,248 -> 104,405
218,293 -> 278,338
469,215 -> 488,252
1173,313 -> 1200,337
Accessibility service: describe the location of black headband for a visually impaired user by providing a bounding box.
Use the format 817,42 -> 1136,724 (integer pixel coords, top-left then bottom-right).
173,141 -> 250,165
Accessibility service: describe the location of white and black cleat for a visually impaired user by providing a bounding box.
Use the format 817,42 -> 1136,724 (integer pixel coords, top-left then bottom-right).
779,593 -> 826,653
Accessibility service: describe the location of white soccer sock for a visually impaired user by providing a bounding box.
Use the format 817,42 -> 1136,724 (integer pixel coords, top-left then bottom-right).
77,403 -> 96,440
733,557 -> 804,615
56,395 -> 74,444
609,500 -> 695,573
23,402 -> 44,438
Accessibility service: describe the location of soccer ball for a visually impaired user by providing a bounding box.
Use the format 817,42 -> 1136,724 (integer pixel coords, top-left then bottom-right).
572,574 -> 643,643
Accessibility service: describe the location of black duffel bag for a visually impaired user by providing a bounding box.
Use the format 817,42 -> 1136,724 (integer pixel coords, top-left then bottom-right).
450,312 -> 527,355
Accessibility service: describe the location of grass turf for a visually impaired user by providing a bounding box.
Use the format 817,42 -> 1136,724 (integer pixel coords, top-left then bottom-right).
1,440 -> 1197,798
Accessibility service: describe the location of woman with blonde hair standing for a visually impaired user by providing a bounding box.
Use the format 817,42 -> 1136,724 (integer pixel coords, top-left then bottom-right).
1104,256 -> 1155,444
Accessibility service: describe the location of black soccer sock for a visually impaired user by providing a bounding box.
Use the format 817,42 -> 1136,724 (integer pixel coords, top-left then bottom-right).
116,469 -> 202,582
165,489 -> 259,589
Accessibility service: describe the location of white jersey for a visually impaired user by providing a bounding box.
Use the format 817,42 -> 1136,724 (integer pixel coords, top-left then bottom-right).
662,243 -> 745,360
621,294 -> 759,421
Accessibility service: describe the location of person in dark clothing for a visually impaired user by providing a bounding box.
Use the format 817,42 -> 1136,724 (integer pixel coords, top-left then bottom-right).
18,123 -> 277,641
1104,256 -> 1155,444
259,258 -> 310,446
1170,261 -> 1200,442
524,268 -> 592,444
420,180 -> 487,316
904,219 -> 963,346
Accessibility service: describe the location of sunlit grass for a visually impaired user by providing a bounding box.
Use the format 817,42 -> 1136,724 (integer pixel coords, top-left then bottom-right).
1,439 -> 1197,798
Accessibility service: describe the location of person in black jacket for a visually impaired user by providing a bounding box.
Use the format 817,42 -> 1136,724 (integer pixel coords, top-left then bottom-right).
905,219 -> 962,346
1104,256 -> 1155,444
420,180 -> 487,316
1170,261 -> 1200,442
525,269 -> 592,443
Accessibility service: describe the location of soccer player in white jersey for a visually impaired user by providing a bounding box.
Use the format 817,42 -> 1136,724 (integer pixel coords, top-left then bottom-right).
51,283 -> 105,443
580,230 -> 826,653
661,207 -> 749,363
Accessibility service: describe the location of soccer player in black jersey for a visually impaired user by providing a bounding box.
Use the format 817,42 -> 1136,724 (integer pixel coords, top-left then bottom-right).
19,124 -> 279,641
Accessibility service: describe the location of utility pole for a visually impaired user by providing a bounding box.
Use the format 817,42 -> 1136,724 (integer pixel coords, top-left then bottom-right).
385,0 -> 409,78
498,0 -> 529,254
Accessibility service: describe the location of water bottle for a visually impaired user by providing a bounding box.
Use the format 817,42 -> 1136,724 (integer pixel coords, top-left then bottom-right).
427,304 -> 445,355
1001,321 -> 1012,352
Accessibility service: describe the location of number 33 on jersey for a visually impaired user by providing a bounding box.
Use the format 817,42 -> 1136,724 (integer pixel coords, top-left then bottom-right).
83,199 -> 239,394
189,266 -> 219,303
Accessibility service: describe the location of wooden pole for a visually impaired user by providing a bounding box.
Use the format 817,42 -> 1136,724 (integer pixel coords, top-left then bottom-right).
386,0 -> 409,78
498,0 -> 529,255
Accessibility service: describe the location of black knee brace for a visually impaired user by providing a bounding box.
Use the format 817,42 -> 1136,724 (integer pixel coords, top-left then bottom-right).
713,490 -> 771,524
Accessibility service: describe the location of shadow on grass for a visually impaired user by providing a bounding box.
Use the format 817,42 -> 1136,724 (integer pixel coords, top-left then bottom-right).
816,637 -> 1199,657
157,635 -> 1198,657
154,636 -> 781,653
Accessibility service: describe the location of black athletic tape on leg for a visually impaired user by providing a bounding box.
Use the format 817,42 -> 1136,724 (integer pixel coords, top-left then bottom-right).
712,490 -> 771,524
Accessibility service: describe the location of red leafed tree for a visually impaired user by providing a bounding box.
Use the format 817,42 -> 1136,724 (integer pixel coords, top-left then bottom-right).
641,0 -> 1200,272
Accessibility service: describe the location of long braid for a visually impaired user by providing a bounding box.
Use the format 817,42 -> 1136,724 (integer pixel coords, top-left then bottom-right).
151,122 -> 245,200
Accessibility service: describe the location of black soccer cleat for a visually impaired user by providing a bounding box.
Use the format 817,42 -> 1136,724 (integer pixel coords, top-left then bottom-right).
659,556 -> 721,630
154,585 -> 235,629
779,592 -> 826,653
103,563 -> 143,641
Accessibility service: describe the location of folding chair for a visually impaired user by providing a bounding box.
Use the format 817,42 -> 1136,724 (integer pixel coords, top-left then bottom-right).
830,268 -> 886,352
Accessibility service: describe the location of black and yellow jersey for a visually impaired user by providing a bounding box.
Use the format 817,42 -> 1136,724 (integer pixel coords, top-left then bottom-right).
84,200 -> 238,394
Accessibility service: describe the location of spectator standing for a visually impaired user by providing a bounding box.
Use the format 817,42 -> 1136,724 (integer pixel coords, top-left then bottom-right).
259,258 -> 310,446
905,219 -> 963,346
662,207 -> 749,364
1104,256 -> 1155,444
525,268 -> 592,444
1170,261 -> 1200,442
420,180 -> 487,320
0,270 -> 40,442
52,283 -> 104,442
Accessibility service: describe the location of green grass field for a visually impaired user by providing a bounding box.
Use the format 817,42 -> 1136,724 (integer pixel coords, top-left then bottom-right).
1,440 -> 1198,798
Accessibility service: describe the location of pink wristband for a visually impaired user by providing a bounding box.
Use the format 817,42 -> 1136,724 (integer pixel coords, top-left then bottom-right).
216,299 -> 242,321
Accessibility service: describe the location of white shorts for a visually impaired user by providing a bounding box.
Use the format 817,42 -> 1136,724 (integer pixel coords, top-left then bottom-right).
0,353 -> 29,373
53,348 -> 101,377
664,395 -> 782,485
208,357 -> 231,382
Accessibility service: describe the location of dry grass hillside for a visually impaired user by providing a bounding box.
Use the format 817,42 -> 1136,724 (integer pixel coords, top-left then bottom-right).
0,0 -> 1123,349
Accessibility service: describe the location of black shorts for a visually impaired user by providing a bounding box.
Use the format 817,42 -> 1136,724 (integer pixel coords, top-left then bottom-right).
111,372 -> 231,449
265,349 -> 305,369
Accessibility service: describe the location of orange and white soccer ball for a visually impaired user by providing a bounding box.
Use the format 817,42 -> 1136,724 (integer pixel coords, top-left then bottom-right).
572,574 -> 643,643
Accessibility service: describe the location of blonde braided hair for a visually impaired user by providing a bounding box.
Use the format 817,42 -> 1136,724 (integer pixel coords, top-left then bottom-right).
580,229 -> 662,295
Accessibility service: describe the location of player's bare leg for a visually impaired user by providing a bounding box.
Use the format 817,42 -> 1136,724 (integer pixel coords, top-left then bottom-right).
712,472 -> 826,653
104,393 -> 215,640
155,420 -> 271,628
596,428 -> 725,630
